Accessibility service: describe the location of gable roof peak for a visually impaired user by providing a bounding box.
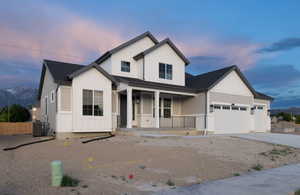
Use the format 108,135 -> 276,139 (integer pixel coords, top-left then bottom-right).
133,37 -> 190,65
94,31 -> 158,64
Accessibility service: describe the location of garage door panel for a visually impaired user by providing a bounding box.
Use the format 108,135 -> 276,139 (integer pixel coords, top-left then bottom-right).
214,109 -> 252,134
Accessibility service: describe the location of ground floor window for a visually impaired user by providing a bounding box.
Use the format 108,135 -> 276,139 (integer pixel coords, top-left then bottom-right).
82,89 -> 103,116
153,97 -> 172,118
163,98 -> 171,118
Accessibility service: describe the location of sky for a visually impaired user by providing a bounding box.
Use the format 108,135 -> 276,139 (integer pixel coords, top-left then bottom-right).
0,0 -> 299,108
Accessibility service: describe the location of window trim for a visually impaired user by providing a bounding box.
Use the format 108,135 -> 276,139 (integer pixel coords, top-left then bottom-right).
82,89 -> 104,117
159,63 -> 173,80
121,61 -> 130,72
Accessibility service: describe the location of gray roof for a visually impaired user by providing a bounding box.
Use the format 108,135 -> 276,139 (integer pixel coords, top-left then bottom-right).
94,31 -> 159,64
133,38 -> 190,65
114,76 -> 199,94
38,60 -> 273,101
38,60 -> 117,100
186,65 -> 273,100
68,62 -> 118,84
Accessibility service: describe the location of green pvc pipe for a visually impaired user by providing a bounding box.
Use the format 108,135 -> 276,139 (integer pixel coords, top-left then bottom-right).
51,160 -> 63,187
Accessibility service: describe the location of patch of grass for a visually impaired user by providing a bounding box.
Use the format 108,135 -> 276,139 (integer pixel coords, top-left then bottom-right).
259,147 -> 294,161
295,189 -> 300,195
252,164 -> 263,171
61,175 -> 80,187
166,179 -> 175,186
233,173 -> 240,176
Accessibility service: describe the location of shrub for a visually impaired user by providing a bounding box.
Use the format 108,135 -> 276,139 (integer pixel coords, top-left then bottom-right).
166,179 -> 175,186
294,189 -> 300,195
61,175 -> 80,187
252,164 -> 263,171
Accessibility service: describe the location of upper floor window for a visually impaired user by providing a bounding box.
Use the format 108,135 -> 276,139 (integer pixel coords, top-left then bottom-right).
159,63 -> 172,80
82,89 -> 103,116
121,61 -> 130,72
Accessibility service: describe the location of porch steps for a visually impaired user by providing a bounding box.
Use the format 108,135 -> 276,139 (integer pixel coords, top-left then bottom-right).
116,129 -> 205,137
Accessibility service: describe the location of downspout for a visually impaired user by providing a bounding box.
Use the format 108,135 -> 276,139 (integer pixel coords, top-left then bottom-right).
204,91 -> 208,135
143,57 -> 145,80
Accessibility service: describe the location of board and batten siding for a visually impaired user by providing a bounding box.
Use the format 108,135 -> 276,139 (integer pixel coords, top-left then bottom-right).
40,68 -> 57,132
144,43 -> 186,86
72,68 -> 112,132
210,71 -> 253,97
110,36 -> 155,79
56,86 -> 72,132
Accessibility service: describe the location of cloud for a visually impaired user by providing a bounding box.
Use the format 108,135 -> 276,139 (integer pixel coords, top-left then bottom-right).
176,36 -> 264,70
271,96 -> 300,108
0,1 -> 125,67
244,64 -> 300,88
259,38 -> 300,53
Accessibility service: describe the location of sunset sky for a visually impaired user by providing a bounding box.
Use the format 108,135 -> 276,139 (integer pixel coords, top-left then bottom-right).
0,0 -> 300,108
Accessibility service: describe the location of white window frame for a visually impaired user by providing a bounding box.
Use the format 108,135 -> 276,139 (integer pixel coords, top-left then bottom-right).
82,89 -> 104,117
121,61 -> 130,72
159,63 -> 173,80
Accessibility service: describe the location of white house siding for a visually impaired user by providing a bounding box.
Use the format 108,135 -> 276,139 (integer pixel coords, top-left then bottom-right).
254,99 -> 271,132
56,86 -> 72,132
72,68 -> 112,132
210,71 -> 253,96
144,44 -> 186,86
99,58 -> 112,74
40,68 -> 57,132
110,37 -> 155,79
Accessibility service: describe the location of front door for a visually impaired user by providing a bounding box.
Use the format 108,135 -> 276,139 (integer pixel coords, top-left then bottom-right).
120,94 -> 127,127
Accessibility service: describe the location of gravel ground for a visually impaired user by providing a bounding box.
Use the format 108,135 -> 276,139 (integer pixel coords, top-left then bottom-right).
1,135 -> 300,195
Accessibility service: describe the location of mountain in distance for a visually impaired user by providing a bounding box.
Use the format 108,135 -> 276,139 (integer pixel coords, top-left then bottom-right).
271,107 -> 300,115
0,86 -> 38,108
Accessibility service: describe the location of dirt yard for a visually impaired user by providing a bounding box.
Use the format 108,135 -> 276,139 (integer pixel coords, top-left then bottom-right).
1,135 -> 300,195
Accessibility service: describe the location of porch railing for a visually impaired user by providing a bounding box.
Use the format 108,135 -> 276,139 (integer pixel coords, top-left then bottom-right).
160,116 -> 196,129
116,115 -> 196,129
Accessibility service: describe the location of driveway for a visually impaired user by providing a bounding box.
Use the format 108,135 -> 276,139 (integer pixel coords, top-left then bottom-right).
153,163 -> 300,195
234,133 -> 300,148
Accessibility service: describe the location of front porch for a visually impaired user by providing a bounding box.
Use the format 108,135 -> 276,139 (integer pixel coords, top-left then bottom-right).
112,86 -> 199,130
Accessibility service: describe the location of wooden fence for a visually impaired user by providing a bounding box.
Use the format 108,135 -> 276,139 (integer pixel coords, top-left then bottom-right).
0,122 -> 32,135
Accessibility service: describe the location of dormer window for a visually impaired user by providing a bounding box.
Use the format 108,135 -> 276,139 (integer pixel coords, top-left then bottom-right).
121,61 -> 130,72
159,63 -> 172,80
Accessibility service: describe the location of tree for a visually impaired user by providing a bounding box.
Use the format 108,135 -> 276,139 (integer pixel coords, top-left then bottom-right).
277,112 -> 293,122
0,104 -> 31,122
296,115 -> 300,124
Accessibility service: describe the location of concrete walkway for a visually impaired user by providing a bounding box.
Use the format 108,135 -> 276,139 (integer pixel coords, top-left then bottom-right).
234,133 -> 300,148
153,163 -> 300,195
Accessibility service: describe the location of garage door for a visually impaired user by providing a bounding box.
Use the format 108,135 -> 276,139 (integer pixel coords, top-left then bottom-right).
253,105 -> 268,132
213,105 -> 252,134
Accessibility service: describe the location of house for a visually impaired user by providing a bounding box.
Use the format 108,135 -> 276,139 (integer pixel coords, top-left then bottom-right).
37,31 -> 273,136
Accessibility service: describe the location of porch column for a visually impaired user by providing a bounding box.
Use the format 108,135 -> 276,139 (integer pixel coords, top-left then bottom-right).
155,90 -> 160,128
126,88 -> 132,128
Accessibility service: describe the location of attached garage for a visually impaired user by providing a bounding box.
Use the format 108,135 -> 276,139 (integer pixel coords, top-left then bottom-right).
208,70 -> 262,134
